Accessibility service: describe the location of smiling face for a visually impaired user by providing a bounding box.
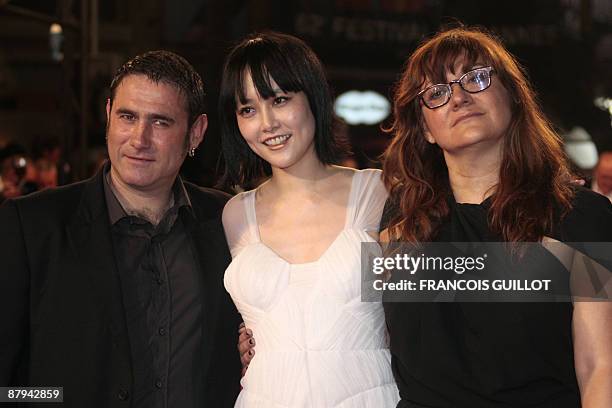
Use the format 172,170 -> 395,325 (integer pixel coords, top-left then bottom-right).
235,71 -> 317,171
106,74 -> 206,194
421,58 -> 513,156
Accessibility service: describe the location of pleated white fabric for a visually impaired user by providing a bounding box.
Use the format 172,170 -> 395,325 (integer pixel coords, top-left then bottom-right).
223,169 -> 399,407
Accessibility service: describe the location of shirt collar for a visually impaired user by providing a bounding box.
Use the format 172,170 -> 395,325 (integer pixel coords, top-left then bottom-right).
102,161 -> 193,225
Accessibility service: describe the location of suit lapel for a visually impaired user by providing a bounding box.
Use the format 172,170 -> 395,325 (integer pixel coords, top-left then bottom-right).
65,170 -> 132,368
188,201 -> 232,378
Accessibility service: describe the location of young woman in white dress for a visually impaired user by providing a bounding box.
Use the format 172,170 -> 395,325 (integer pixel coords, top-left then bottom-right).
219,32 -> 399,407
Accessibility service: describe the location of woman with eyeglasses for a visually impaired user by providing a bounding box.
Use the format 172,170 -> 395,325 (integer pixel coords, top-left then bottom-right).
381,27 -> 612,407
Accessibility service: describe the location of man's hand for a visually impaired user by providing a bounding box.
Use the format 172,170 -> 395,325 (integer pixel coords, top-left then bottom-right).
238,322 -> 255,377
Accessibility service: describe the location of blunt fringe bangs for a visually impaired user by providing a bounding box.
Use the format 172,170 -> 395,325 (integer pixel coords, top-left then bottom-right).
219,31 -> 348,187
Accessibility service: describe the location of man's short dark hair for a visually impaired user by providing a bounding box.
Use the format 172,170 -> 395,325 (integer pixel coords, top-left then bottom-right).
219,31 -> 349,186
110,50 -> 206,126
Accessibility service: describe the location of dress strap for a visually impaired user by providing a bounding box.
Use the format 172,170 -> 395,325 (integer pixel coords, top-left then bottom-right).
344,170 -> 360,228
348,168 -> 387,231
244,190 -> 261,242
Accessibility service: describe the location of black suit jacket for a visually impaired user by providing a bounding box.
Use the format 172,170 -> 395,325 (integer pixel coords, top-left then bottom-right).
0,170 -> 241,407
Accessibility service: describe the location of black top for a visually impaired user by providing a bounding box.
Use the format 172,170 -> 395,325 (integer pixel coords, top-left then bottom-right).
103,169 -> 202,408
380,188 -> 612,408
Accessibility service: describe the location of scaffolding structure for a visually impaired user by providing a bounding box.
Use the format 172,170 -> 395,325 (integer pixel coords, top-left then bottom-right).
0,0 -> 94,178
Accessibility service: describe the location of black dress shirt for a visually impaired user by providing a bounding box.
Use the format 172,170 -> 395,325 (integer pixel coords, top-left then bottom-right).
103,169 -> 202,408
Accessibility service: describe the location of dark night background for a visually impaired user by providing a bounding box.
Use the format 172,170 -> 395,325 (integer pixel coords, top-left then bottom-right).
0,0 -> 611,187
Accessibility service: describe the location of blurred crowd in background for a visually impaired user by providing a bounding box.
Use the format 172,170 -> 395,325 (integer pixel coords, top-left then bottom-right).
1,0 -> 611,202
0,137 -> 72,203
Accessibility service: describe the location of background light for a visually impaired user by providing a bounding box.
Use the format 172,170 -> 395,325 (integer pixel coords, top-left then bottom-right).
49,23 -> 64,62
563,126 -> 599,169
334,90 -> 390,125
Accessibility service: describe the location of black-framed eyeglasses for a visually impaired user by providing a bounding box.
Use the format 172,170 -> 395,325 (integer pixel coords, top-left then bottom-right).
417,66 -> 495,109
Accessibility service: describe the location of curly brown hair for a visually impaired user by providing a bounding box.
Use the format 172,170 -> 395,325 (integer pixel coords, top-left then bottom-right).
382,27 -> 574,243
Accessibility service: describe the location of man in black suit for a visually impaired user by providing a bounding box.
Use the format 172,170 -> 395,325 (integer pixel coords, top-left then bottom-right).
0,51 -> 241,407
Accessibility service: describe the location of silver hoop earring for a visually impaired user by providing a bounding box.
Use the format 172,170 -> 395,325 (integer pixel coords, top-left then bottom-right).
189,147 -> 196,157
